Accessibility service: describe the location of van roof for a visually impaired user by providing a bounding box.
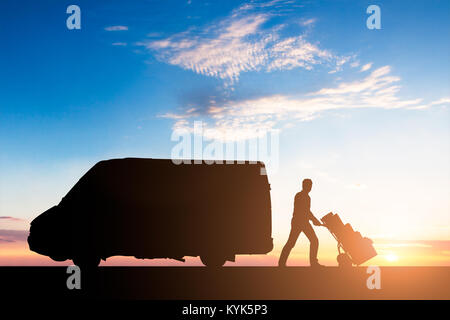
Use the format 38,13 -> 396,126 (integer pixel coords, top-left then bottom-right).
60,158 -> 267,205
93,158 -> 266,167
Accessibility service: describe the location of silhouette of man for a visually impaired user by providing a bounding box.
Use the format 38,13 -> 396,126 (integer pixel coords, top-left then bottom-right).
278,178 -> 324,267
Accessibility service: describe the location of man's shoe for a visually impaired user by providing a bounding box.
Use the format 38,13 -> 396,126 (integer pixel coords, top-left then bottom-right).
310,262 -> 325,268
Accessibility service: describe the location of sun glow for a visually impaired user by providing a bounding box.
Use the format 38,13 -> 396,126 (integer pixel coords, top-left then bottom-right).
385,253 -> 399,262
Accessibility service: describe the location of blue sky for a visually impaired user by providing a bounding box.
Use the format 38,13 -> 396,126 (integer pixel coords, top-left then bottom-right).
1,0 -> 449,264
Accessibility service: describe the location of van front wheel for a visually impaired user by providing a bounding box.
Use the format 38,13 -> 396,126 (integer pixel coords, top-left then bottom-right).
200,254 -> 226,267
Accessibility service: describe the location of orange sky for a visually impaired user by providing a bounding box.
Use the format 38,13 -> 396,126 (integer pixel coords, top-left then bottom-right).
1,229 -> 449,266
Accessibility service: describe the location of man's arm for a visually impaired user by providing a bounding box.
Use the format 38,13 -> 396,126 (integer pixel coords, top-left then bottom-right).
309,211 -> 322,226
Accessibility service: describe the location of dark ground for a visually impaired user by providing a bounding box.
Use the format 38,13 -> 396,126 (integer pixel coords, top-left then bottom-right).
1,266 -> 449,300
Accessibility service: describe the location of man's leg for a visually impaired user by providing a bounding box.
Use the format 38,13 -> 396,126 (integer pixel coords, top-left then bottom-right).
302,222 -> 319,266
278,222 -> 301,267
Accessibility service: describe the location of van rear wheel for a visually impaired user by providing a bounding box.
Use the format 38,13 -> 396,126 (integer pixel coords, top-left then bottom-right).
200,254 -> 226,267
50,255 -> 67,262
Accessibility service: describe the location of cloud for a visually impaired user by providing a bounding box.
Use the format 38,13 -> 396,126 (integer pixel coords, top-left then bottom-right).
266,35 -> 334,72
164,65 -> 440,140
104,25 -> 128,31
374,239 -> 450,252
147,32 -> 162,38
299,18 -> 317,26
360,62 -> 372,72
0,216 -> 24,221
112,42 -> 127,46
408,97 -> 450,110
313,65 -> 399,95
0,230 -> 28,243
350,61 -> 360,68
140,4 -> 349,84
430,97 -> 450,106
237,0 -> 290,12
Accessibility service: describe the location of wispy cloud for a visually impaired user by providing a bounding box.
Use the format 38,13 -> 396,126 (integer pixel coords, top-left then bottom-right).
430,97 -> 450,106
314,65 -> 398,95
350,61 -> 360,68
374,239 -> 450,252
147,32 -> 162,38
299,18 -> 317,26
237,0 -> 291,12
402,97 -> 450,110
112,42 -> 127,46
360,62 -> 372,72
163,65 -> 444,140
139,4 -> 349,84
0,230 -> 28,243
0,216 -> 24,221
105,25 -> 128,31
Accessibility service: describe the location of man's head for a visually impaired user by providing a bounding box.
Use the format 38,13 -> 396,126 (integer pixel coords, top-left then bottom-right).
302,178 -> 313,193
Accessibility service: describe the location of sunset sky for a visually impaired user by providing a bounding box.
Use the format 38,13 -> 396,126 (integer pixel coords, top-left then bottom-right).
0,0 -> 449,266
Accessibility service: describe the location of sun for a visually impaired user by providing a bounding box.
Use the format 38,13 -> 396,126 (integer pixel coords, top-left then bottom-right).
385,253 -> 399,262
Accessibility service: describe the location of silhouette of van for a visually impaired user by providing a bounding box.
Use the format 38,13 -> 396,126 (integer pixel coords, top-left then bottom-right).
28,158 -> 273,268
